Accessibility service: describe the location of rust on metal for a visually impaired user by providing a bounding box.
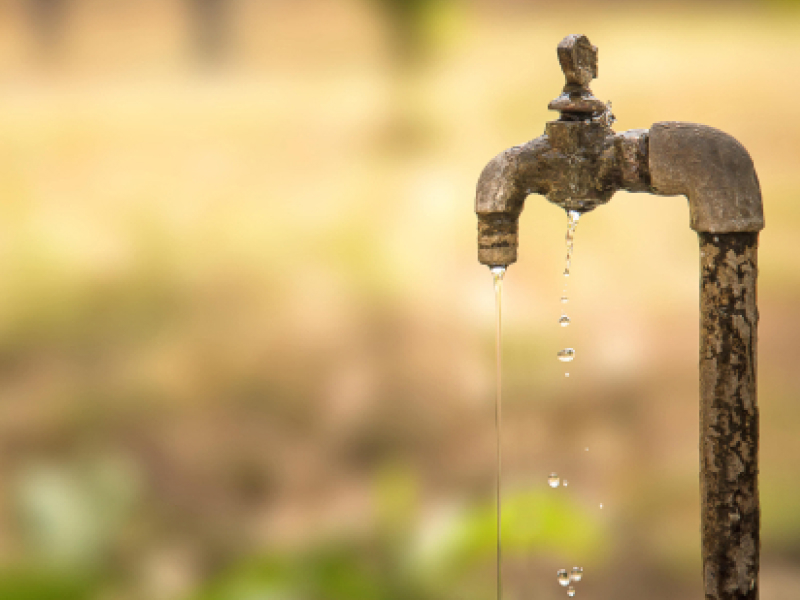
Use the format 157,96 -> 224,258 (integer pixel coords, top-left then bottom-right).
700,232 -> 760,600
650,122 -> 765,234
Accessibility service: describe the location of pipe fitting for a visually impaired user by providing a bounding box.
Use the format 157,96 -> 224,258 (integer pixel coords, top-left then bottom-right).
477,213 -> 519,267
648,122 -> 765,233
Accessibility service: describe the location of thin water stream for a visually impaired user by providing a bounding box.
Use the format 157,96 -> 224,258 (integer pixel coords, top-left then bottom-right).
491,265 -> 506,600
559,210 -> 580,376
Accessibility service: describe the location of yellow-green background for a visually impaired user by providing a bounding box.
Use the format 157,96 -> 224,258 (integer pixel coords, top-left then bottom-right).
0,0 -> 797,598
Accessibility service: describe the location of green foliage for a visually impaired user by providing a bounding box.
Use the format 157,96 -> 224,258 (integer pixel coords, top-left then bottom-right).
0,570 -> 96,600
194,488 -> 605,600
195,544 -> 430,600
365,0 -> 461,64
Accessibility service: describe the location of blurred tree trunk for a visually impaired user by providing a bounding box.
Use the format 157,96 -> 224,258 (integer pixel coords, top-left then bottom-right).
27,0 -> 67,60
188,0 -> 231,64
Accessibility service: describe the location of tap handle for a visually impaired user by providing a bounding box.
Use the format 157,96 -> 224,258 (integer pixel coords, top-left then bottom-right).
548,34 -> 605,117
557,34 -> 598,88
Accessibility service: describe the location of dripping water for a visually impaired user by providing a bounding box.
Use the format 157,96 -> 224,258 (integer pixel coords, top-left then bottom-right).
559,210 -> 580,375
491,265 -> 506,600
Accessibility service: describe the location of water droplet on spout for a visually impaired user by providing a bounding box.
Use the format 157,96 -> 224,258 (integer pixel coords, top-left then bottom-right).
559,315 -> 570,327
557,348 -> 575,362
490,265 -> 506,280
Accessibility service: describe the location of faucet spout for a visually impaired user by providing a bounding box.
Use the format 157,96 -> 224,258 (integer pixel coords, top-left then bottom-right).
475,137 -> 548,267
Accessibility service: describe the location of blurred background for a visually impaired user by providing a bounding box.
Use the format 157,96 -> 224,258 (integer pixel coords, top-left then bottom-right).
0,0 -> 797,598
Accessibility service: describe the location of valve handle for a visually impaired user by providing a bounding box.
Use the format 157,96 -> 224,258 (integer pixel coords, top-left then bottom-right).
548,34 -> 606,118
557,34 -> 598,88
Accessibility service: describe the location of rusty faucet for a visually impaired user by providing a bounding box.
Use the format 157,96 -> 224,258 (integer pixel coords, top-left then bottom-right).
476,34 -> 763,600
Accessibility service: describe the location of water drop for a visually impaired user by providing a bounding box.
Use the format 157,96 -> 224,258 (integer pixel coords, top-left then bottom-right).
567,586 -> 576,597
557,348 -> 575,362
548,473 -> 560,488
563,269 -> 570,277
563,480 -> 569,487
570,567 -> 583,582
599,503 -> 604,509
568,210 -> 580,227
557,569 -> 570,586
585,447 -> 589,451
559,315 -> 570,327
490,265 -> 506,279
565,373 -> 570,378
561,296 -> 568,304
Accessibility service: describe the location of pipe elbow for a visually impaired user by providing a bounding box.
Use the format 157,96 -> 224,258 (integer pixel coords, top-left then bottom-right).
475,138 -> 546,266
648,122 -> 764,233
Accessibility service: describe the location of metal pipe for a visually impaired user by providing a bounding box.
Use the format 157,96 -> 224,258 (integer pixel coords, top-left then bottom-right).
475,34 -> 764,600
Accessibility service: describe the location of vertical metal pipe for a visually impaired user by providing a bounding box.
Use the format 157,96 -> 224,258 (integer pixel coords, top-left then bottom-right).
699,232 -> 760,600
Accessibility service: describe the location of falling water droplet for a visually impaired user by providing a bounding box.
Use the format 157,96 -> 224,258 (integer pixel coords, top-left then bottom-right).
567,586 -> 576,597
585,447 -> 589,452
570,567 -> 583,582
548,473 -> 560,488
563,480 -> 569,487
557,348 -> 575,362
599,503 -> 604,509
565,373 -> 570,378
563,269 -> 570,277
559,315 -> 570,327
561,296 -> 568,304
557,569 -> 570,586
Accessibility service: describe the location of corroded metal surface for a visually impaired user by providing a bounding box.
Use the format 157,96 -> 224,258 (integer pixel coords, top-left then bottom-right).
474,121 -> 649,266
475,34 -> 651,267
548,34 -> 606,117
650,123 -> 765,233
700,232 -> 760,600
475,33 -> 765,600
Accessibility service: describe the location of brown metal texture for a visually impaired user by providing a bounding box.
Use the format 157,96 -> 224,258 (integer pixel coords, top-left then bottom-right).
474,119 -> 649,267
548,34 -> 606,117
699,232 -> 760,600
475,34 -> 653,267
650,122 -> 765,234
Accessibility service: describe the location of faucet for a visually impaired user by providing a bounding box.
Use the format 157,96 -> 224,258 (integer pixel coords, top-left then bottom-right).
476,34 -> 764,600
